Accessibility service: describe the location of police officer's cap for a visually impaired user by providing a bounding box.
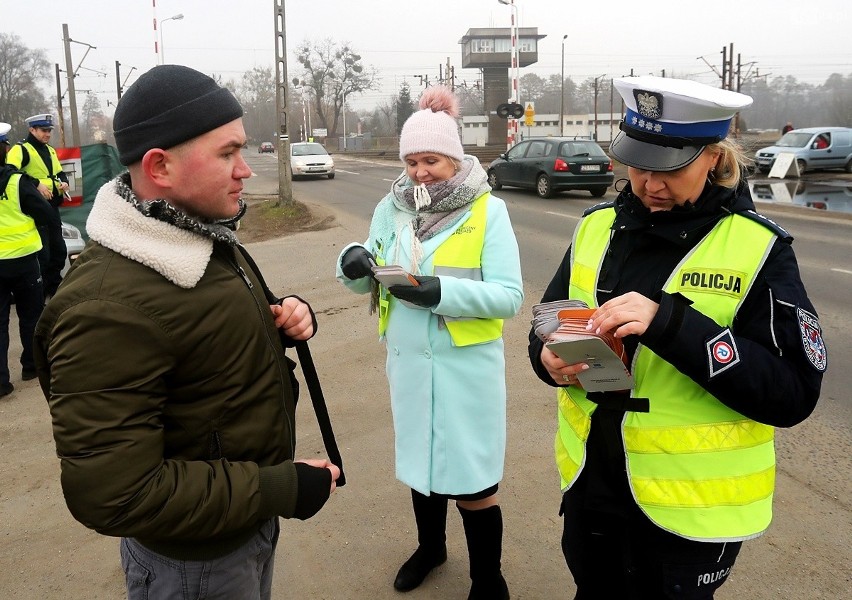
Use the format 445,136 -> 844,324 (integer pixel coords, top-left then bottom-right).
0,122 -> 11,145
610,76 -> 752,172
25,114 -> 55,129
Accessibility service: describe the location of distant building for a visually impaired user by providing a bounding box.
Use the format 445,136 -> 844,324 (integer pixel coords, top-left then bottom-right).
460,112 -> 621,146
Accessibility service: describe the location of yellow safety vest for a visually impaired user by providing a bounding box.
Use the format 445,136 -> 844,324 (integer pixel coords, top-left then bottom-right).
556,206 -> 778,541
377,193 -> 502,346
6,142 -> 64,197
0,174 -> 43,259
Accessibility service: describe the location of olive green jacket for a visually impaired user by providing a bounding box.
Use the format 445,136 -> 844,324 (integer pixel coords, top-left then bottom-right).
34,180 -> 303,560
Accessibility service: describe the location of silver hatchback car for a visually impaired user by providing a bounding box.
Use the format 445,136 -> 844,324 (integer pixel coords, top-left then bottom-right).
290,142 -> 335,180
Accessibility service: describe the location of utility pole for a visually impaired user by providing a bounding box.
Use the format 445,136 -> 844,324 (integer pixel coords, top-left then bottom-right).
54,64 -> 67,148
115,61 -> 123,99
62,24 -> 81,147
273,0 -> 293,204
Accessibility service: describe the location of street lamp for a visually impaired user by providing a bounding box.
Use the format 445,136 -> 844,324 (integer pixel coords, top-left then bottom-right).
498,0 -> 519,149
560,34 -> 567,137
159,13 -> 184,65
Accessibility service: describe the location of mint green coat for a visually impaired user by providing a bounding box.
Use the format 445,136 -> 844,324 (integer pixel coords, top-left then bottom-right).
337,193 -> 523,495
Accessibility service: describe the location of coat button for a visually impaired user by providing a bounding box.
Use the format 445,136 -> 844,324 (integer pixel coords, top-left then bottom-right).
424,350 -> 432,359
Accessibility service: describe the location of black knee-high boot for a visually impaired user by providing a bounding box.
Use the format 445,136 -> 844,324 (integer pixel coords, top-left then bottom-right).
393,489 -> 449,591
458,504 -> 510,600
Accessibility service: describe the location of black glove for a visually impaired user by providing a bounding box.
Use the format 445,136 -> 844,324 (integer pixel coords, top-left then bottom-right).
341,246 -> 376,280
292,462 -> 333,520
388,274 -> 441,308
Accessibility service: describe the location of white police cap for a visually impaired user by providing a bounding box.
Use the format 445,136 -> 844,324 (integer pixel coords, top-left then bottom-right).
25,113 -> 55,129
610,76 -> 753,172
0,122 -> 11,144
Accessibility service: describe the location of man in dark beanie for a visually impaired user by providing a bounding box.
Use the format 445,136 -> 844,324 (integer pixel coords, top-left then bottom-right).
33,64 -> 340,599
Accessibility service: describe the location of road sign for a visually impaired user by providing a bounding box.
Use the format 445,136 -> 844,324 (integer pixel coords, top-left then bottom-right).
769,152 -> 800,179
524,102 -> 535,126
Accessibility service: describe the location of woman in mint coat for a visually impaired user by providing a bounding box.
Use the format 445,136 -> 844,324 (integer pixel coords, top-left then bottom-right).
336,86 -> 522,600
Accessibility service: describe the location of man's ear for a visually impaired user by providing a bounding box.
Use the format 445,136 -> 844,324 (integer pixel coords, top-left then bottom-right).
140,148 -> 173,188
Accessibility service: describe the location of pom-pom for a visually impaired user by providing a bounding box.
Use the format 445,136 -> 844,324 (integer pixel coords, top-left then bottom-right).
418,86 -> 460,118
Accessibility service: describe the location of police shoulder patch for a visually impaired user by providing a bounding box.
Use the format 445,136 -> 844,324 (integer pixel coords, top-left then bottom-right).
706,329 -> 740,378
797,307 -> 827,372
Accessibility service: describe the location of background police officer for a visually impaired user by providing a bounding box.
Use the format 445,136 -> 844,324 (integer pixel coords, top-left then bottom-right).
5,114 -> 68,297
0,122 -> 54,397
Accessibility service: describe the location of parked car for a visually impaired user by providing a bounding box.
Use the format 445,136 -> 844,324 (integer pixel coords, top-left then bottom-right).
487,138 -> 614,198
258,141 -> 275,154
290,142 -> 335,179
754,127 -> 852,174
61,221 -> 85,276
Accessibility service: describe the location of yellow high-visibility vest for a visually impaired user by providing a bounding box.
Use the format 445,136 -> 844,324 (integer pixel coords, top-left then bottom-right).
6,142 -> 64,196
556,206 -> 777,541
0,174 -> 43,259
377,193 -> 502,346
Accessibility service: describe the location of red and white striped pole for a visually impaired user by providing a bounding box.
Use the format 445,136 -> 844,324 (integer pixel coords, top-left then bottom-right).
501,0 -> 519,150
152,0 -> 160,65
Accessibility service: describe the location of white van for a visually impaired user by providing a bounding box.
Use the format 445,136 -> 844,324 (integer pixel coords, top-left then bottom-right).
754,127 -> 852,174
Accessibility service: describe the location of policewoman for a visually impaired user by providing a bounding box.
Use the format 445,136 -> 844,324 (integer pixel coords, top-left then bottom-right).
337,85 -> 523,599
527,77 -> 825,599
5,114 -> 68,297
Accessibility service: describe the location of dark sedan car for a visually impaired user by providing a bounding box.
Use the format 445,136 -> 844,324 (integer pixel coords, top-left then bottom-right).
487,138 -> 614,198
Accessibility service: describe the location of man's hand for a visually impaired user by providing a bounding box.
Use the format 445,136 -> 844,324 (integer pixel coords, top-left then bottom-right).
296,458 -> 341,493
388,275 -> 441,308
341,246 -> 376,280
59,181 -> 70,192
271,297 -> 314,340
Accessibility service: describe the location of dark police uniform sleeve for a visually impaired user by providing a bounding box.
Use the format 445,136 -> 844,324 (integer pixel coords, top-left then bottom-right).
641,237 -> 824,427
18,175 -> 59,227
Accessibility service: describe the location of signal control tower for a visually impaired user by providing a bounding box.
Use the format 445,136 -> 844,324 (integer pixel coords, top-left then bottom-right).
459,27 -> 545,146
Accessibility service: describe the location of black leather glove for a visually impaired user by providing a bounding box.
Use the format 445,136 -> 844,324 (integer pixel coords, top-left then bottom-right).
388,274 -> 441,308
341,246 -> 376,280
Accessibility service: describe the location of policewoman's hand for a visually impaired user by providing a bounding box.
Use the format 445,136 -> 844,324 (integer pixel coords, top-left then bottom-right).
341,246 -> 376,280
388,275 -> 441,308
541,345 -> 589,387
587,291 -> 659,338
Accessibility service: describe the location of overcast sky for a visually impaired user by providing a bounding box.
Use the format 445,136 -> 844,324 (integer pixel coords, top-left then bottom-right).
5,0 -> 851,114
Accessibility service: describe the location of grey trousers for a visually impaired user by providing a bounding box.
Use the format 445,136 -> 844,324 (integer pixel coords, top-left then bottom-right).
120,518 -> 280,600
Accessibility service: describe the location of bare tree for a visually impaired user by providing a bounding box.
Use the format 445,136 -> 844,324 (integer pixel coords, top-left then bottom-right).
293,39 -> 377,139
0,33 -> 51,139
823,73 -> 852,126
80,92 -> 106,144
236,66 -> 276,144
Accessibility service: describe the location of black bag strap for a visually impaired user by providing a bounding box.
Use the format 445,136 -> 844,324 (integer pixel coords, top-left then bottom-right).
236,244 -> 346,487
17,142 -> 30,169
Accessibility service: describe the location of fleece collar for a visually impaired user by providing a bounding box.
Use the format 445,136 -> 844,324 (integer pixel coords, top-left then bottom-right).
86,177 -> 218,289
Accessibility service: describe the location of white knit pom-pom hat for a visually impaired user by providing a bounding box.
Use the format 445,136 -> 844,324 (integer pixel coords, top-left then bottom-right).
398,86 -> 464,162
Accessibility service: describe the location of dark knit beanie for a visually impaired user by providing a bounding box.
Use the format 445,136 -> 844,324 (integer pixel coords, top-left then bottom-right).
113,65 -> 244,166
